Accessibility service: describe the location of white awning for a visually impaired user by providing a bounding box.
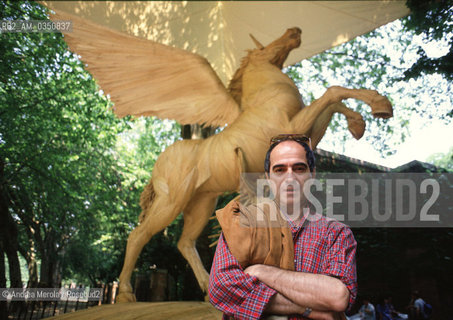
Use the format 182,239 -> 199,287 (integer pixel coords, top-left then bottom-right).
43,1 -> 410,84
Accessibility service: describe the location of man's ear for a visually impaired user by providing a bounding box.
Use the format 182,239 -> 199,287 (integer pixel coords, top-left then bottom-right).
265,171 -> 269,179
311,168 -> 316,179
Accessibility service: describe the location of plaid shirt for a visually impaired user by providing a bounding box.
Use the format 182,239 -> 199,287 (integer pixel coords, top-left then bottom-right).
209,213 -> 357,320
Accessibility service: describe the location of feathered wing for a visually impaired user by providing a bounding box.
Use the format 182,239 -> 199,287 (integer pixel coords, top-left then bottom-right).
49,9 -> 240,126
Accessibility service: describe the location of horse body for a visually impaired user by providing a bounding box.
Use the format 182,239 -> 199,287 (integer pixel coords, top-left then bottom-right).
149,44 -> 305,196
117,27 -> 392,302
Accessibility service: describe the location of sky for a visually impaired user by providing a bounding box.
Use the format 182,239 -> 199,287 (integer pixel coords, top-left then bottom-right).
319,117 -> 452,169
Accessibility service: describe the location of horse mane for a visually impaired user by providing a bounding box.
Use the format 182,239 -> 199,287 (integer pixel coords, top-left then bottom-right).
227,50 -> 254,105
227,43 -> 292,105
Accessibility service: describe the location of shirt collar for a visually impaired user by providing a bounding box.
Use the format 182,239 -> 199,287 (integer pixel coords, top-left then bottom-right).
274,201 -> 310,234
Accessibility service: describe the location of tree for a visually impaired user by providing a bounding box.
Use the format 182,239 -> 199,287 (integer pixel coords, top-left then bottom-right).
426,147 -> 453,172
403,0 -> 453,81
1,1 -> 186,300
0,0 -> 129,288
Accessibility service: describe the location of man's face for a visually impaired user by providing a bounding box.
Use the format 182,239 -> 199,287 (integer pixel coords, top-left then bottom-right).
268,141 -> 313,211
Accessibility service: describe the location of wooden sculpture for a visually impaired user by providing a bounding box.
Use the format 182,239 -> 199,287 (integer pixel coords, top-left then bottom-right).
51,11 -> 392,303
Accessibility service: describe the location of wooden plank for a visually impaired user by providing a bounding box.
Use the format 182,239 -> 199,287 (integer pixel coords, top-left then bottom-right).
49,302 -> 223,320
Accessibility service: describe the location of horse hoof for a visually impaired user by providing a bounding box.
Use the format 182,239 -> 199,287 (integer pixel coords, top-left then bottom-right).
370,96 -> 393,119
347,117 -> 365,140
116,291 -> 137,303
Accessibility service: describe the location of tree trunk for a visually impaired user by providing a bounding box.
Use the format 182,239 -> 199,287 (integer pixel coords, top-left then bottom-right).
52,259 -> 61,288
39,250 -> 51,287
0,158 -> 23,289
19,248 -> 38,288
39,241 -> 62,288
27,256 -> 38,288
1,233 -> 22,289
0,158 -> 24,316
0,245 -> 8,320
18,229 -> 39,288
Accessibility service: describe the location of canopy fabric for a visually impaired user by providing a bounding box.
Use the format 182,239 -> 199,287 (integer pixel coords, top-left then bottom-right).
43,1 -> 409,84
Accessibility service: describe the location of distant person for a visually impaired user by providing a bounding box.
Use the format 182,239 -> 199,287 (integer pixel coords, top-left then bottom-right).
359,298 -> 376,320
376,296 -> 393,320
377,296 -> 405,320
348,297 -> 376,320
412,291 -> 431,320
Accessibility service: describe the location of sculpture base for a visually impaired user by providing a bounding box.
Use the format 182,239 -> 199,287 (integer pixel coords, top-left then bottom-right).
50,301 -> 222,320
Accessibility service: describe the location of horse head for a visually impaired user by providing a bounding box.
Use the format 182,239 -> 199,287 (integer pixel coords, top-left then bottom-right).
228,28 -> 302,105
254,27 -> 302,68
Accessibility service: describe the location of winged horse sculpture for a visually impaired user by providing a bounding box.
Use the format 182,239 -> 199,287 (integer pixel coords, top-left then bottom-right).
51,10 -> 392,302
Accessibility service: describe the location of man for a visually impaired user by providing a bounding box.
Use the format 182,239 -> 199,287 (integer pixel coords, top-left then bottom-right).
209,134 -> 357,319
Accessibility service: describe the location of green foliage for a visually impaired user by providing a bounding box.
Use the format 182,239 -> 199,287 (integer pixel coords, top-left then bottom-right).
426,147 -> 453,172
1,0 -> 184,289
403,0 -> 453,81
1,0 -> 132,286
1,0 -> 184,290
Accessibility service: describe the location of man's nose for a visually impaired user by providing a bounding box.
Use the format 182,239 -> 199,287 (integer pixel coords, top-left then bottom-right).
284,168 -> 296,180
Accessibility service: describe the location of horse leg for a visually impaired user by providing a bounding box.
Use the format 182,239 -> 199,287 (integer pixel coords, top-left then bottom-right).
117,194 -> 185,303
177,192 -> 219,295
321,86 -> 393,119
290,86 -> 392,136
309,102 -> 366,149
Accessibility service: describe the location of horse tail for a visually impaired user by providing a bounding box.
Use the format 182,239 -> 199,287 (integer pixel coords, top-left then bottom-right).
139,179 -> 155,223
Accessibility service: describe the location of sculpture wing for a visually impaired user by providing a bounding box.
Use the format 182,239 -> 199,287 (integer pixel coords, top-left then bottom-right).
50,9 -> 240,126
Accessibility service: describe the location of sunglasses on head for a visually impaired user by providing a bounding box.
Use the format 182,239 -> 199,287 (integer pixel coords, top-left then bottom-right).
270,134 -> 312,149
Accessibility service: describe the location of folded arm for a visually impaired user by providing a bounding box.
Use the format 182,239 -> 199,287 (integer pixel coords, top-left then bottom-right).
208,234 -> 277,319
246,264 -> 349,312
264,292 -> 345,320
246,221 -> 358,318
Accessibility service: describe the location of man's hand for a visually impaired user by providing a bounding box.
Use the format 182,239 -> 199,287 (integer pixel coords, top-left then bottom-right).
261,292 -> 346,320
243,264 -> 264,278
244,264 -> 349,313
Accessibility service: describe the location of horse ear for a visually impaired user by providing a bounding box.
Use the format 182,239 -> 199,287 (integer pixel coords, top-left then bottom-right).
249,34 -> 264,49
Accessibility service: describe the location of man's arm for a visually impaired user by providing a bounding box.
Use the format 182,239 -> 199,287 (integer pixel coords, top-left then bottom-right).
265,293 -> 344,320
249,221 -> 357,315
321,223 -> 358,308
209,235 -> 342,320
245,264 -> 349,312
208,234 -> 277,320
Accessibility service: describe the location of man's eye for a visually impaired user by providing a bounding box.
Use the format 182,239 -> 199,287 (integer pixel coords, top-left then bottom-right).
273,167 -> 285,174
293,166 -> 307,173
